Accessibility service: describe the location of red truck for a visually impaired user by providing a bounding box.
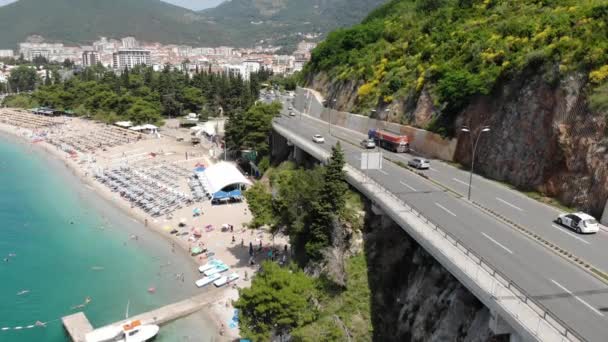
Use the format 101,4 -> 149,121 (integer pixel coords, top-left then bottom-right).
368,128 -> 409,153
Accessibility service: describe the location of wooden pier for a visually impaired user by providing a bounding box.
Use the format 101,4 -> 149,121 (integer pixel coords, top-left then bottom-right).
63,288 -> 223,341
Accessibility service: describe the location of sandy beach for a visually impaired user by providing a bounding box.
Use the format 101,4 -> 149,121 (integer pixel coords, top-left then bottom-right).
0,108 -> 288,341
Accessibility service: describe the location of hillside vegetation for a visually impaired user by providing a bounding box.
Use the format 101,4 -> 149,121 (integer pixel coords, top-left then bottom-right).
0,0 -> 385,51
201,0 -> 386,49
304,0 -> 608,134
0,0 -> 227,48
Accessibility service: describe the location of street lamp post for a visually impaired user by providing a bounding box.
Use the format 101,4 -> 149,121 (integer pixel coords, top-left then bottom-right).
328,98 -> 337,135
461,126 -> 491,200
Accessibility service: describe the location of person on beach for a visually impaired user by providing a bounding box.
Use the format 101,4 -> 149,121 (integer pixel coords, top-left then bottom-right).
241,238 -> 244,247
249,242 -> 253,256
231,235 -> 235,243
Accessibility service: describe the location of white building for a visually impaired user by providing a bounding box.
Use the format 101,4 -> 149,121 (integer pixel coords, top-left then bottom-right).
19,42 -> 64,61
112,49 -> 151,70
0,49 -> 14,58
222,61 -> 260,81
82,51 -> 100,67
121,37 -> 139,49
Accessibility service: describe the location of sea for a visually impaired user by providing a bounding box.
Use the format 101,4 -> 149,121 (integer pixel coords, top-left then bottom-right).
0,133 -> 215,341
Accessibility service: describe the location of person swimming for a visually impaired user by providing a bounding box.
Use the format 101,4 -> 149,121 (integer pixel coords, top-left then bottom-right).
71,296 -> 92,310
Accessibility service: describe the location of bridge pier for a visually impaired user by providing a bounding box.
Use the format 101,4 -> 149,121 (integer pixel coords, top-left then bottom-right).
271,130 -> 289,162
489,310 -> 522,342
293,145 -> 304,164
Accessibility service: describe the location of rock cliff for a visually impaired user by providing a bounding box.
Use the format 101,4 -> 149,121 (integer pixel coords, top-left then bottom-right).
364,214 -> 500,342
454,69 -> 608,217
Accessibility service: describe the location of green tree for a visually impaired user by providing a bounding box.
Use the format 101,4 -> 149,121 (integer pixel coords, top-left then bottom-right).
244,182 -> 275,228
9,65 -> 38,92
235,262 -> 317,341
305,143 -> 347,260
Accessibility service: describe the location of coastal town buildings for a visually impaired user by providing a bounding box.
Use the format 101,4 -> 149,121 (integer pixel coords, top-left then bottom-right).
0,49 -> 14,58
82,51 -> 100,67
8,35 -> 315,75
112,49 -> 152,70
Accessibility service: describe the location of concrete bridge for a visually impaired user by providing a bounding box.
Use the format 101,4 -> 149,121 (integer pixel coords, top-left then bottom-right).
271,119 -> 592,342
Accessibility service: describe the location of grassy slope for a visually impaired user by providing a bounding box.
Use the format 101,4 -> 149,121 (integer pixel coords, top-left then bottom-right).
304,0 -> 608,130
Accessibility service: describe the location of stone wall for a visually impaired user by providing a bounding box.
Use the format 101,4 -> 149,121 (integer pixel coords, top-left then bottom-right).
295,87 -> 458,161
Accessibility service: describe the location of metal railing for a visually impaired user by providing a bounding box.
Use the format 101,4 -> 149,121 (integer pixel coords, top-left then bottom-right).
273,122 -> 585,342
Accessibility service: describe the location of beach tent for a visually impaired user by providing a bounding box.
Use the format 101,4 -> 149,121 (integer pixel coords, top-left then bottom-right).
195,162 -> 251,200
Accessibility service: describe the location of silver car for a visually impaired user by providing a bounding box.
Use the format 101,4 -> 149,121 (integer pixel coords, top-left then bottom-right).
361,139 -> 376,149
408,158 -> 430,170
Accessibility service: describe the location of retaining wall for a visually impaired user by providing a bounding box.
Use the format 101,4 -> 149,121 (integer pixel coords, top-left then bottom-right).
295,87 -> 458,161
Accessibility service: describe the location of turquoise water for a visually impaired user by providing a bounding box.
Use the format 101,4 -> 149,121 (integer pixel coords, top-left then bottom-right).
0,134 -> 214,341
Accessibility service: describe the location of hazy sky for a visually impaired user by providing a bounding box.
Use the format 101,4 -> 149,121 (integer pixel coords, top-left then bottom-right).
0,0 -> 225,11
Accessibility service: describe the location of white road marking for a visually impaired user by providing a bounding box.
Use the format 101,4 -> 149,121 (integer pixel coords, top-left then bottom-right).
481,233 -> 513,254
400,181 -> 417,192
377,169 -> 388,175
435,203 -> 457,217
496,197 -> 524,212
551,225 -> 591,245
429,167 -> 439,172
452,178 -> 472,187
550,279 -> 604,317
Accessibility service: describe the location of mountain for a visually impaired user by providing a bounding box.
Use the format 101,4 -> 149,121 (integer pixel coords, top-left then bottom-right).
303,0 -> 608,217
0,0 -> 227,48
0,0 -> 386,50
201,0 -> 387,48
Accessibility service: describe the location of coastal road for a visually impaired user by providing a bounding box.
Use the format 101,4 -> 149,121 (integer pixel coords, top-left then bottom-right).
277,96 -> 608,274
271,99 -> 608,341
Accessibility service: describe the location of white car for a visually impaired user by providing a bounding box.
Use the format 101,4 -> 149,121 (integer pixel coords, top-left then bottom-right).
408,158 -> 430,170
312,134 -> 325,144
289,111 -> 296,117
361,139 -> 376,149
556,212 -> 600,234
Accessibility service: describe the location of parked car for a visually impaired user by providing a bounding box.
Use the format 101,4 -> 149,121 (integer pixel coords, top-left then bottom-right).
289,111 -> 296,117
408,158 -> 430,170
556,212 -> 600,234
312,134 -> 325,144
360,139 -> 376,149
288,106 -> 293,110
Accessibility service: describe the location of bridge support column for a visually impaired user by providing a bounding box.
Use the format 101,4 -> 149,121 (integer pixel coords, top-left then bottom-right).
489,310 -> 522,342
271,130 -> 289,162
293,145 -> 304,164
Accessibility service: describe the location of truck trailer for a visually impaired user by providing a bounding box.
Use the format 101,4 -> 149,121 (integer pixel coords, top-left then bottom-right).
368,129 -> 409,153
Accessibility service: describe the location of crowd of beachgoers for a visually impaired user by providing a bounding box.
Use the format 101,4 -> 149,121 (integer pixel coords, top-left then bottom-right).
0,108 -> 289,341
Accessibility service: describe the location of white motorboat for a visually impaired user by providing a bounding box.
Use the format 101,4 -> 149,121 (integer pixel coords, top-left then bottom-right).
213,272 -> 239,287
85,320 -> 159,342
203,263 -> 229,276
195,273 -> 221,288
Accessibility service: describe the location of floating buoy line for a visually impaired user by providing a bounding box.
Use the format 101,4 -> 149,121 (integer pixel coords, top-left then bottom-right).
1,318 -> 60,331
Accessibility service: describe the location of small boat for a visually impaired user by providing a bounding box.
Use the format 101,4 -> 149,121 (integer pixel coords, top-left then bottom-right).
213,272 -> 239,287
195,273 -> 221,288
85,320 -> 159,342
16,290 -> 29,296
198,259 -> 223,273
203,263 -> 229,276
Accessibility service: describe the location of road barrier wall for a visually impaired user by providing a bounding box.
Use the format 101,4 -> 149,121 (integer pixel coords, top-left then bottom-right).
294,87 -> 458,161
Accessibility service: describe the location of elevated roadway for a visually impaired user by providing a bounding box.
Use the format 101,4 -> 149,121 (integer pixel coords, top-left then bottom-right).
271,98 -> 608,341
